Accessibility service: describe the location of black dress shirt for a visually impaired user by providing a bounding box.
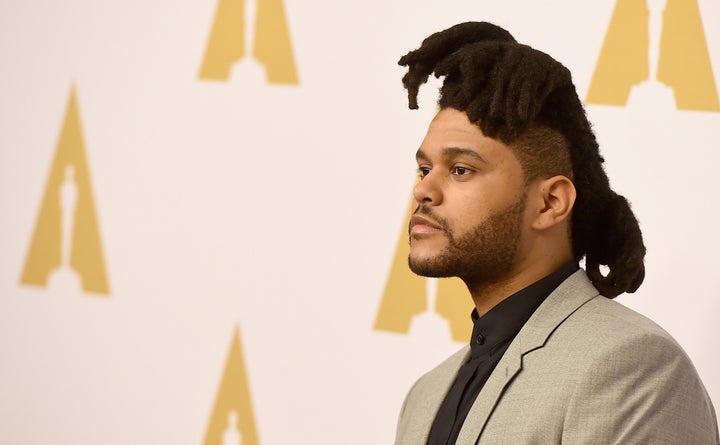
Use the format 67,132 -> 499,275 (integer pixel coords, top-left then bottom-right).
426,262 -> 578,445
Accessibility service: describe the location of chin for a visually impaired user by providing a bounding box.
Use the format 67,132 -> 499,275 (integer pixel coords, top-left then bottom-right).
408,254 -> 453,278
409,239 -> 444,257
408,250 -> 434,268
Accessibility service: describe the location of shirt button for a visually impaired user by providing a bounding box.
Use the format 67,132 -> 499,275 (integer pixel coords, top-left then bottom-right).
475,334 -> 485,345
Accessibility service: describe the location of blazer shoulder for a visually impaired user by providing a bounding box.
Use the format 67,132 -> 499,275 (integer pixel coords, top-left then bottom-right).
571,294 -> 681,347
528,270 -> 678,351
395,346 -> 469,445
557,297 -> 720,444
513,281 -> 719,444
405,345 -> 469,402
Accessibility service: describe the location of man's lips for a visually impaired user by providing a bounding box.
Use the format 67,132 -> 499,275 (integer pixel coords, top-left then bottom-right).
410,215 -> 443,235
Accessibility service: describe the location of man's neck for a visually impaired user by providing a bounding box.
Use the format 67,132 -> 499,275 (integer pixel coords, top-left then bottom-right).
466,257 -> 573,317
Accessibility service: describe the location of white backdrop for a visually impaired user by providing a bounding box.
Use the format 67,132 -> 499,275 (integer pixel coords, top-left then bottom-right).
1,0 -> 719,443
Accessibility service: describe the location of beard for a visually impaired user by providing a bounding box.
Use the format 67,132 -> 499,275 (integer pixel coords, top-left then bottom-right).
408,195 -> 526,285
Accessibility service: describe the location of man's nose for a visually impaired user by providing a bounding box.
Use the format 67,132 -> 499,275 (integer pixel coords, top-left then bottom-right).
413,172 -> 442,205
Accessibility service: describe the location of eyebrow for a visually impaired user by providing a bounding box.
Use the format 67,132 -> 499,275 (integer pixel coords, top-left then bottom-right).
415,147 -> 487,163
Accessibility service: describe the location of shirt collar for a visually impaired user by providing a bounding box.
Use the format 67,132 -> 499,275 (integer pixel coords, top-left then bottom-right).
468,262 -> 578,358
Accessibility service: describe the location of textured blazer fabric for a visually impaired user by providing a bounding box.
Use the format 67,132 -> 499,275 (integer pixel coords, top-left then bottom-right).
395,270 -> 720,445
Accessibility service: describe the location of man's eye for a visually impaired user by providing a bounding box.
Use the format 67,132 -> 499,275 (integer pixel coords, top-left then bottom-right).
452,166 -> 470,176
417,166 -> 431,178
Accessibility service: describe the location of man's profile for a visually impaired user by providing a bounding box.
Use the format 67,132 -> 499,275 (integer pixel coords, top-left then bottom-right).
393,22 -> 719,444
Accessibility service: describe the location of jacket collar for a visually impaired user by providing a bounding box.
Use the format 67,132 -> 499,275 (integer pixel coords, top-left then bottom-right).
455,269 -> 600,444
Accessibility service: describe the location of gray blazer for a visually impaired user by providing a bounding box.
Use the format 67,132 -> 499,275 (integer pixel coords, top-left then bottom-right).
395,270 -> 719,444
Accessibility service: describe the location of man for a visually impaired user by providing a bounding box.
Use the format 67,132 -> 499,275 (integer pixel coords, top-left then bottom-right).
393,22 -> 719,444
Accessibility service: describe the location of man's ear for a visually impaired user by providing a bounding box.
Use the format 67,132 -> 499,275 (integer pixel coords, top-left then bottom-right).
531,175 -> 576,230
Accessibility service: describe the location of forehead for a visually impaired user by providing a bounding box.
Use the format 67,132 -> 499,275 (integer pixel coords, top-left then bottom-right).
428,107 -> 480,132
419,108 -> 516,161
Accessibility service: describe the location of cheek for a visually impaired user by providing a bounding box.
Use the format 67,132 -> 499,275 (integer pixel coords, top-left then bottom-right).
450,190 -> 515,232
449,199 -> 488,232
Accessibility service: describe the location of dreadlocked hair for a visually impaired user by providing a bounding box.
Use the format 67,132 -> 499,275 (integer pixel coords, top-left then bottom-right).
398,21 -> 646,297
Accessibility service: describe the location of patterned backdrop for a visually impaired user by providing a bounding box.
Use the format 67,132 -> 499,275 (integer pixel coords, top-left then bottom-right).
1,0 -> 719,443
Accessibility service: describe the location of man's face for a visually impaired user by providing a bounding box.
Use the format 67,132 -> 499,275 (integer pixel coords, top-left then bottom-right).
409,108 -> 529,285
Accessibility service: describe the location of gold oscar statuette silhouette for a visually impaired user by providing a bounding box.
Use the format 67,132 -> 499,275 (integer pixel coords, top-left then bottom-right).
587,0 -> 718,111
408,277 -> 452,342
628,0 -> 676,107
47,165 -> 83,292
199,0 -> 298,85
222,411 -> 243,445
229,0 -> 266,84
19,87 -> 110,295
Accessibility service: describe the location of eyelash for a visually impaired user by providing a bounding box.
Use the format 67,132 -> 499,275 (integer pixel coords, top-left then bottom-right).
453,166 -> 469,176
416,166 -> 473,179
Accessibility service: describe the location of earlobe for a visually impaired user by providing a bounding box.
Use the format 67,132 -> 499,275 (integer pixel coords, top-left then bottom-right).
532,176 -> 576,230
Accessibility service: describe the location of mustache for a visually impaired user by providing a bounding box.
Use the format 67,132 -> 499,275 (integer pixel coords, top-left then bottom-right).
411,205 -> 451,233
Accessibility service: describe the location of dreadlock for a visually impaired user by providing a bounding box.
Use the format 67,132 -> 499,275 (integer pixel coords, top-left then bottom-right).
398,21 -> 645,298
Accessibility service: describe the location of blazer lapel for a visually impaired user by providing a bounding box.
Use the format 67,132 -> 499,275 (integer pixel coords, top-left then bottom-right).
455,270 -> 600,445
454,340 -> 523,445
